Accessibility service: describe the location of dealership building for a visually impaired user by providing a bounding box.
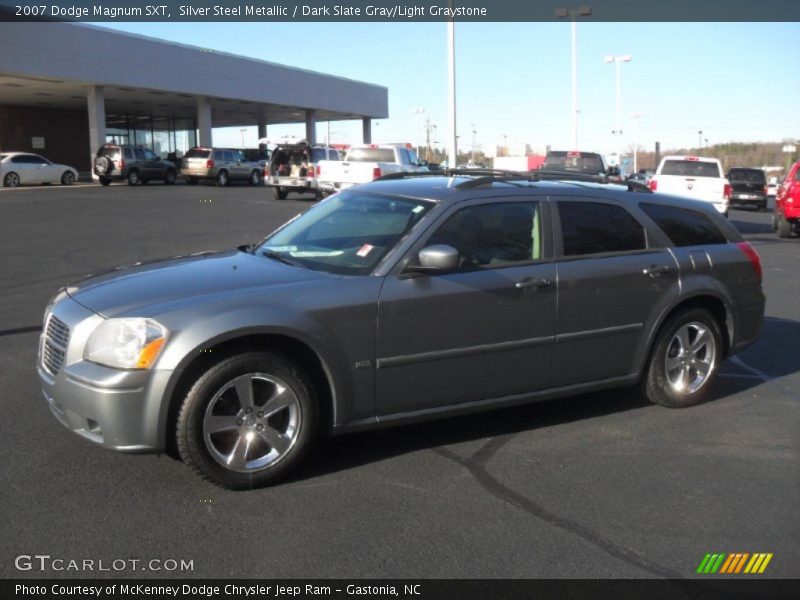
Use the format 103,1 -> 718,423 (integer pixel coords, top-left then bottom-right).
0,22 -> 388,174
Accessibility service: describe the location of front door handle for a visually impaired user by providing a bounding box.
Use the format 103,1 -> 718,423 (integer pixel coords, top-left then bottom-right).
643,265 -> 670,277
515,277 -> 552,290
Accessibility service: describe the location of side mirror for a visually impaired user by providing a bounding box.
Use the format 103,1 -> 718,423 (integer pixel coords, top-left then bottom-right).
407,244 -> 460,274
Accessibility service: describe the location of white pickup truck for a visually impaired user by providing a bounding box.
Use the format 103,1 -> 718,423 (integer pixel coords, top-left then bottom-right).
648,155 -> 731,216
316,144 -> 427,195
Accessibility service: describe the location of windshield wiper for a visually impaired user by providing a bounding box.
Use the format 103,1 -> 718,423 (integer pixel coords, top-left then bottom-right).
261,249 -> 305,268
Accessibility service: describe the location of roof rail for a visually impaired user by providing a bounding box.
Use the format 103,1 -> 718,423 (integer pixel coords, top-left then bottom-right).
373,171 -> 441,181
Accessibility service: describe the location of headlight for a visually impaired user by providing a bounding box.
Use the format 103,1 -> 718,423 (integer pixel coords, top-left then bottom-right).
84,318 -> 168,370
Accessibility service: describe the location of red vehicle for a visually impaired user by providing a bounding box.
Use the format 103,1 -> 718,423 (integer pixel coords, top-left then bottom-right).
774,160 -> 800,238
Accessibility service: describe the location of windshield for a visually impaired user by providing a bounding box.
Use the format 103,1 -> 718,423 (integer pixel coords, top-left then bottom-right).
727,169 -> 765,183
543,152 -> 605,174
346,148 -> 396,162
257,191 -> 434,275
661,160 -> 721,178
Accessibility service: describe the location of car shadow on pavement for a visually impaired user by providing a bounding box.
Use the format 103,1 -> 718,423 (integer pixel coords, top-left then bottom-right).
288,316 -> 800,483
730,217 -> 773,235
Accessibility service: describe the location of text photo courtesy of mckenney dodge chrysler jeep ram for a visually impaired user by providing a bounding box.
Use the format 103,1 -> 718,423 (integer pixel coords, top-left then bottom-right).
37,173 -> 765,489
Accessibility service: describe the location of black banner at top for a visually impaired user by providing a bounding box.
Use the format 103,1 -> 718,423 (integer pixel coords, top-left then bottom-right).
1,0 -> 800,22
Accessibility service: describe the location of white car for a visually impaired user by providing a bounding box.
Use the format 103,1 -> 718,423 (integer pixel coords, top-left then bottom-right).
0,152 -> 78,188
648,155 -> 730,216
316,144 -> 428,195
767,176 -> 780,197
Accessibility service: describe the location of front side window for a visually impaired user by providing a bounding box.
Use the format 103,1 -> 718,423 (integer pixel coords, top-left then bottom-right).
123,148 -> 133,159
258,192 -> 433,275
133,148 -> 146,160
427,202 -> 542,270
639,203 -> 727,247
144,149 -> 158,160
559,201 -> 646,257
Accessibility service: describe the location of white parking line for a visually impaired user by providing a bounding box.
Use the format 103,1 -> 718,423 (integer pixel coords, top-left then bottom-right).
0,183 -> 99,192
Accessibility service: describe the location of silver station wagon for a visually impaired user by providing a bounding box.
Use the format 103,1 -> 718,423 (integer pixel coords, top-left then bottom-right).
38,172 -> 765,488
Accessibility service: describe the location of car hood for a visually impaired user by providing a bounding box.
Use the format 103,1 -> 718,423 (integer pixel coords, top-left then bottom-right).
66,249 -> 334,318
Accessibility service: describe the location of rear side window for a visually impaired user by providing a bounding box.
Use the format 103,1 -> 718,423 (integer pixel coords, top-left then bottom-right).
185,148 -> 211,159
311,148 -> 327,163
98,146 -> 119,158
727,168 -> 765,183
640,203 -> 727,247
346,148 -> 396,162
123,148 -> 133,159
661,160 -> 721,178
133,148 -> 146,160
559,202 -> 646,256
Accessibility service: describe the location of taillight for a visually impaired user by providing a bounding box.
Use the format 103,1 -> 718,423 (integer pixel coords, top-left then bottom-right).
763,186 -> 768,196
372,167 -> 382,180
315,165 -> 321,178
736,241 -> 762,282
206,159 -> 215,168
723,183 -> 731,200
118,158 -> 125,170
648,179 -> 657,191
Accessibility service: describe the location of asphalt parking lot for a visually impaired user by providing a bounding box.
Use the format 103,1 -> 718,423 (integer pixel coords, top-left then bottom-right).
0,182 -> 797,580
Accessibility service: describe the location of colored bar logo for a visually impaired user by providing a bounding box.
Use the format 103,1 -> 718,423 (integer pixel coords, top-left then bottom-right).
696,553 -> 773,574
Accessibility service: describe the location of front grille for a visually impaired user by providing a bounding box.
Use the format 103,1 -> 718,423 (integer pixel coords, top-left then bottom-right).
42,315 -> 70,375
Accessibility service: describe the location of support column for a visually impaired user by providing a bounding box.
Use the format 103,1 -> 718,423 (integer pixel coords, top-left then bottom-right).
86,85 -> 106,178
197,97 -> 212,147
362,118 -> 372,144
304,109 -> 317,145
257,121 -> 267,140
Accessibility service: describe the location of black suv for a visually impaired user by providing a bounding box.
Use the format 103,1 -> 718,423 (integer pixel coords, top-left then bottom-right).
726,167 -> 768,211
94,144 -> 178,186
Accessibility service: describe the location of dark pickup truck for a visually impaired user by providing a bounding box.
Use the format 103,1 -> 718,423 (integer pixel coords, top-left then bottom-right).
727,168 -> 768,211
538,150 -> 619,183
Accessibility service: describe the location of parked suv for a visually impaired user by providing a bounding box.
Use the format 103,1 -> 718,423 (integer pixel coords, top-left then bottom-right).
38,173 -> 764,488
773,160 -> 800,238
181,147 -> 263,186
266,142 -> 340,200
727,167 -> 768,211
94,144 -> 177,186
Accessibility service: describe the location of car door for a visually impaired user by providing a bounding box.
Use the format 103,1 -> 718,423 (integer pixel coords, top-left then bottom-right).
11,154 -> 39,184
229,149 -> 247,180
143,149 -> 161,179
551,198 -> 679,387
376,197 -> 556,416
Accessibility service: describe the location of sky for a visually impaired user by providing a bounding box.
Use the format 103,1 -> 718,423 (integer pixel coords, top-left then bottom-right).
100,21 -> 800,156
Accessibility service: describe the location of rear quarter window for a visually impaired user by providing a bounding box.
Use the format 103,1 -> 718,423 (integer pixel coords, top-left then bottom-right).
727,169 -> 765,183
640,203 -> 727,247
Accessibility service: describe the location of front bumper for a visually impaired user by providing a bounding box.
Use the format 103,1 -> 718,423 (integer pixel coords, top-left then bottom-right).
38,298 -> 172,453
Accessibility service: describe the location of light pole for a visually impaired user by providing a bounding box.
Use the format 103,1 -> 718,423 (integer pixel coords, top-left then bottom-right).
471,123 -> 477,164
698,130 -> 703,151
604,54 -> 631,165
447,20 -> 457,170
630,112 -> 643,173
411,107 -> 426,157
556,6 -> 592,150
239,128 -> 247,147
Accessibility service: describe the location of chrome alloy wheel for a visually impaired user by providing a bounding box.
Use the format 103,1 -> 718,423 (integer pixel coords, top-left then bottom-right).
664,322 -> 716,394
203,373 -> 301,473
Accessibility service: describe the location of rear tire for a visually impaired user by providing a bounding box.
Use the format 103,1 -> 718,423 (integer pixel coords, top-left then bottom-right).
186,177 -> 198,185
99,176 -> 111,186
127,170 -> 140,186
176,352 -> 319,489
3,172 -> 20,187
642,308 -> 723,408
777,213 -> 793,238
249,170 -> 261,186
164,169 -> 177,185
272,187 -> 288,200
216,170 -> 229,187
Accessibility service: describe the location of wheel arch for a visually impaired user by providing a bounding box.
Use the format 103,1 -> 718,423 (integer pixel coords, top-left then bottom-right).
636,293 -> 733,379
159,330 -> 337,456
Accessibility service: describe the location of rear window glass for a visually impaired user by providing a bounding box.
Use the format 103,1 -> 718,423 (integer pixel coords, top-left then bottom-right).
543,152 -> 605,174
640,203 -> 727,247
661,160 -> 721,178
99,146 -> 119,157
311,148 -> 327,163
346,148 -> 396,162
727,169 -> 765,183
559,201 -> 646,256
185,148 -> 211,159
0,154 -> 7,161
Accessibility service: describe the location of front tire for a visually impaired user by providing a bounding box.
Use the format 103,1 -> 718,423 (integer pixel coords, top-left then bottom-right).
642,308 -> 723,408
61,171 -> 75,185
176,352 -> 319,489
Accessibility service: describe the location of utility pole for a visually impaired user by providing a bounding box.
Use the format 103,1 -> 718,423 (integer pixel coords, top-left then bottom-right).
447,20 -> 457,170
556,6 -> 592,150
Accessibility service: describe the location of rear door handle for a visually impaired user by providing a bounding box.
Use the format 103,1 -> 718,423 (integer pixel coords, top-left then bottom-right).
643,265 -> 670,277
515,277 -> 552,290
